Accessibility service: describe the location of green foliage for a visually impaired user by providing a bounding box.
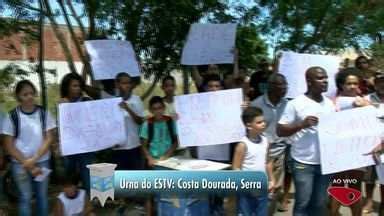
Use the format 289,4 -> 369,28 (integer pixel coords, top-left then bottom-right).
236,24 -> 268,70
112,0 -> 233,79
2,0 -> 269,91
0,64 -> 30,90
370,43 -> 384,69
258,0 -> 384,53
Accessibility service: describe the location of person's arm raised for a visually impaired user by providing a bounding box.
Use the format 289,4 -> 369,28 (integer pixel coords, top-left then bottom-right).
233,48 -> 239,78
191,66 -> 203,88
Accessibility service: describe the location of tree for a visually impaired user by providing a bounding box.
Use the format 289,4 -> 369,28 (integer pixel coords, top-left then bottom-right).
236,24 -> 268,71
3,0 -> 269,98
257,0 -> 384,54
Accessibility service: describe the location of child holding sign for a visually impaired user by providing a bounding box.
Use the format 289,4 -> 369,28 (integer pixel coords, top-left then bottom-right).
193,74 -> 232,215
1,80 -> 56,216
232,107 -> 276,216
140,96 -> 178,215
59,73 -> 94,194
113,72 -> 145,170
195,74 -> 231,162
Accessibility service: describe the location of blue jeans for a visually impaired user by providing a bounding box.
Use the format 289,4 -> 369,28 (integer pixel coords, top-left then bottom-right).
237,193 -> 268,216
209,195 -> 224,216
157,196 -> 210,216
291,160 -> 331,216
63,152 -> 94,194
12,160 -> 49,216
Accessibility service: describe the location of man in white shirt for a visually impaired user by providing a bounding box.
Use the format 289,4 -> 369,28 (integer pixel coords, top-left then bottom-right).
277,67 -> 335,216
251,73 -> 290,213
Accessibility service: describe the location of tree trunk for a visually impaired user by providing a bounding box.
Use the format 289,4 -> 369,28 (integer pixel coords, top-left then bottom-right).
66,0 -> 86,39
58,0 -> 93,78
141,77 -> 159,101
86,0 -> 97,39
42,0 -> 78,74
38,0 -> 47,109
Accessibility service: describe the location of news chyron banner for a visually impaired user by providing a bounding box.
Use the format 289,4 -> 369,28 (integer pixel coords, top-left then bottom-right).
87,163 -> 268,206
114,171 -> 268,197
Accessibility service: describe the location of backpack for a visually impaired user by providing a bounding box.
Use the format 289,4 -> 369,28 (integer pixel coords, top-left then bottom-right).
9,105 -> 47,139
147,116 -> 176,144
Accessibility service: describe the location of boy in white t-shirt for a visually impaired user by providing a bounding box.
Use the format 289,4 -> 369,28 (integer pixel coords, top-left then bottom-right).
113,72 -> 145,170
195,74 -> 231,162
161,75 -> 177,118
232,107 -> 276,216
277,67 -> 335,216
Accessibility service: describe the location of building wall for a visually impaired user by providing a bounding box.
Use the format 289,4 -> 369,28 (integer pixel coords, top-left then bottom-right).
0,24 -> 82,62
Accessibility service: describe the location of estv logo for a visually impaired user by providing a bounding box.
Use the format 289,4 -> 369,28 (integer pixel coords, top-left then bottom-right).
327,186 -> 362,206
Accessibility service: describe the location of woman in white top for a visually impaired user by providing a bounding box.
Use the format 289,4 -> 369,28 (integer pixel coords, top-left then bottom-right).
232,107 -> 276,216
1,80 -> 56,216
330,68 -> 370,216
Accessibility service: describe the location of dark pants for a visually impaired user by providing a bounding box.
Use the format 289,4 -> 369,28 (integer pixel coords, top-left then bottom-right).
112,147 -> 144,170
63,152 -> 95,194
237,193 -> 268,216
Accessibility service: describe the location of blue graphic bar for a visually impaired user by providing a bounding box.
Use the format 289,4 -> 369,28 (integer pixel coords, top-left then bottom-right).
114,171 -> 267,196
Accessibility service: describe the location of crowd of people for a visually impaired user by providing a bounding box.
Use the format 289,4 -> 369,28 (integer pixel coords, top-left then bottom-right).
0,54 -> 383,216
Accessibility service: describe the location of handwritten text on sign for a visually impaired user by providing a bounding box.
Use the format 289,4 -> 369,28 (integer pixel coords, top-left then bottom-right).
278,51 -> 341,98
181,23 -> 237,65
85,40 -> 141,80
175,89 -> 245,147
318,106 -> 384,174
59,98 -> 127,156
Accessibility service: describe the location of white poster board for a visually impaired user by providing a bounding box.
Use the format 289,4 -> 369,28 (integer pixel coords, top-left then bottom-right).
278,51 -> 341,98
376,162 -> 384,185
181,23 -> 237,65
85,40 -> 141,80
59,98 -> 127,156
175,89 -> 245,147
318,106 -> 384,174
